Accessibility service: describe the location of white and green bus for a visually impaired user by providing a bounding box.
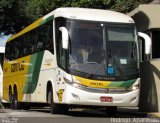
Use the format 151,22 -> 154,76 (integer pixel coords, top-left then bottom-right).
3,8 -> 151,114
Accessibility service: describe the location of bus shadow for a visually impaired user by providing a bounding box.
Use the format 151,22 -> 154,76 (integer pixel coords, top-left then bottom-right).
29,107 -> 107,117
67,109 -> 107,117
29,107 -> 148,118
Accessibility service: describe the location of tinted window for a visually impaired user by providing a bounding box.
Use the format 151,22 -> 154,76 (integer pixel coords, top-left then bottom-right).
5,20 -> 54,61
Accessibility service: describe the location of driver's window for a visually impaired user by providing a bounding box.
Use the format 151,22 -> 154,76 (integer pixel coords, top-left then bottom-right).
55,17 -> 67,70
59,45 -> 67,69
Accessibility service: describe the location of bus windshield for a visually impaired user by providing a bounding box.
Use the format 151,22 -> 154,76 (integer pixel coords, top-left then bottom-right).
67,20 -> 139,77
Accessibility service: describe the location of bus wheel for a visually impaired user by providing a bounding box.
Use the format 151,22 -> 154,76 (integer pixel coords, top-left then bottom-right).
106,106 -> 117,117
9,93 -> 14,109
12,94 -> 22,109
47,90 -> 61,114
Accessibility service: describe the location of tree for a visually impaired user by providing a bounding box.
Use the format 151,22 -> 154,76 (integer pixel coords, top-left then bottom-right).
0,0 -> 153,35
0,0 -> 29,36
24,0 -> 57,21
111,0 -> 152,13
24,0 -> 152,21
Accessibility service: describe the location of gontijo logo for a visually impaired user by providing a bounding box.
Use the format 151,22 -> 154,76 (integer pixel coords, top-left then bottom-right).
11,61 -> 25,72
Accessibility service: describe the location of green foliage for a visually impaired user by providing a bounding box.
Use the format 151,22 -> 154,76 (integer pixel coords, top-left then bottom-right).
0,0 -> 152,35
112,0 -> 152,13
64,0 -> 114,9
24,0 -> 152,22
24,0 -> 55,21
0,0 -> 29,35
0,0 -> 29,36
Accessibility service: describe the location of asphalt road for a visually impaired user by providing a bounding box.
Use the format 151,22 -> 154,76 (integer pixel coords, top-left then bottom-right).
0,107 -> 159,123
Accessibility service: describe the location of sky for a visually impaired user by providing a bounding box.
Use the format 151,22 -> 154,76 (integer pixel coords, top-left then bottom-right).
0,35 -> 11,47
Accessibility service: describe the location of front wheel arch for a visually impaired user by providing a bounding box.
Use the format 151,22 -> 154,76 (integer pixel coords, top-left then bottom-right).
46,81 -> 53,102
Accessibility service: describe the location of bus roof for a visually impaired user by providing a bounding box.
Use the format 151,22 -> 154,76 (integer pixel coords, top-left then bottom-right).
7,7 -> 134,42
46,8 -> 134,23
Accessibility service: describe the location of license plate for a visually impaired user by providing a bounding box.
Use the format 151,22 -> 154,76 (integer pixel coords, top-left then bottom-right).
100,96 -> 113,102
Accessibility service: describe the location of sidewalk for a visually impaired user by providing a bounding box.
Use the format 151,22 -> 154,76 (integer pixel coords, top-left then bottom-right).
148,113 -> 160,118
118,107 -> 160,118
0,103 -> 6,113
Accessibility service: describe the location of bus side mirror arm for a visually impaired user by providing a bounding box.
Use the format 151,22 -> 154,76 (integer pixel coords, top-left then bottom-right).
138,32 -> 152,60
59,27 -> 69,49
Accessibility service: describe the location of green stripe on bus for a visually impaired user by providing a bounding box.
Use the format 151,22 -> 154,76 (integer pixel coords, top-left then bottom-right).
28,54 -> 37,73
119,79 -> 136,88
107,79 -> 136,88
23,51 -> 44,94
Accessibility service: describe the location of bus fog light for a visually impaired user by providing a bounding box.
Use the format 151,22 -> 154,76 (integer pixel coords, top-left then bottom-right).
130,97 -> 136,102
128,84 -> 140,91
72,93 -> 80,100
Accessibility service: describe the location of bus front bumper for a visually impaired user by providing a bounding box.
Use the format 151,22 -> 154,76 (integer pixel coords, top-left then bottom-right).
64,84 -> 139,107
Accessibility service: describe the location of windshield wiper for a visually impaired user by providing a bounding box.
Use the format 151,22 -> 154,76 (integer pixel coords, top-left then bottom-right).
86,62 -> 105,79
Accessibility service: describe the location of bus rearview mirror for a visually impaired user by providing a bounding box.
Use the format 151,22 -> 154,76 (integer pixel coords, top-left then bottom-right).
138,32 -> 151,55
59,27 -> 69,49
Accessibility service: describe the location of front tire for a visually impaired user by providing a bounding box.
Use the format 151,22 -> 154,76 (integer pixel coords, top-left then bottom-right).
48,90 -> 61,114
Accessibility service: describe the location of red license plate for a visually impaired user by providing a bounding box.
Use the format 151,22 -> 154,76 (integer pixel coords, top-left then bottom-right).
100,96 -> 113,102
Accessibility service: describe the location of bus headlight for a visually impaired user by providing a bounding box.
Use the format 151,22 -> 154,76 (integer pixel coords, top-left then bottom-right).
128,79 -> 140,91
63,77 -> 85,89
72,82 -> 83,88
128,84 -> 140,91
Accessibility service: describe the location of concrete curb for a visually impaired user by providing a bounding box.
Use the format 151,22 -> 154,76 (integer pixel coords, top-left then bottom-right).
148,113 -> 160,118
0,103 -> 6,113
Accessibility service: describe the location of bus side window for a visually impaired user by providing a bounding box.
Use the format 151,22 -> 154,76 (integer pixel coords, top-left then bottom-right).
36,28 -> 44,51
5,43 -> 11,61
54,17 -> 67,69
37,41 -> 44,50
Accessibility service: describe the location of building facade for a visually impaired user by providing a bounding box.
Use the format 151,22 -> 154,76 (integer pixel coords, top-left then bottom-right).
128,1 -> 160,59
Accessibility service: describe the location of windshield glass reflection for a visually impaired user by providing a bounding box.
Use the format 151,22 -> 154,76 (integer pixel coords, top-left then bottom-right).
67,20 -> 139,77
